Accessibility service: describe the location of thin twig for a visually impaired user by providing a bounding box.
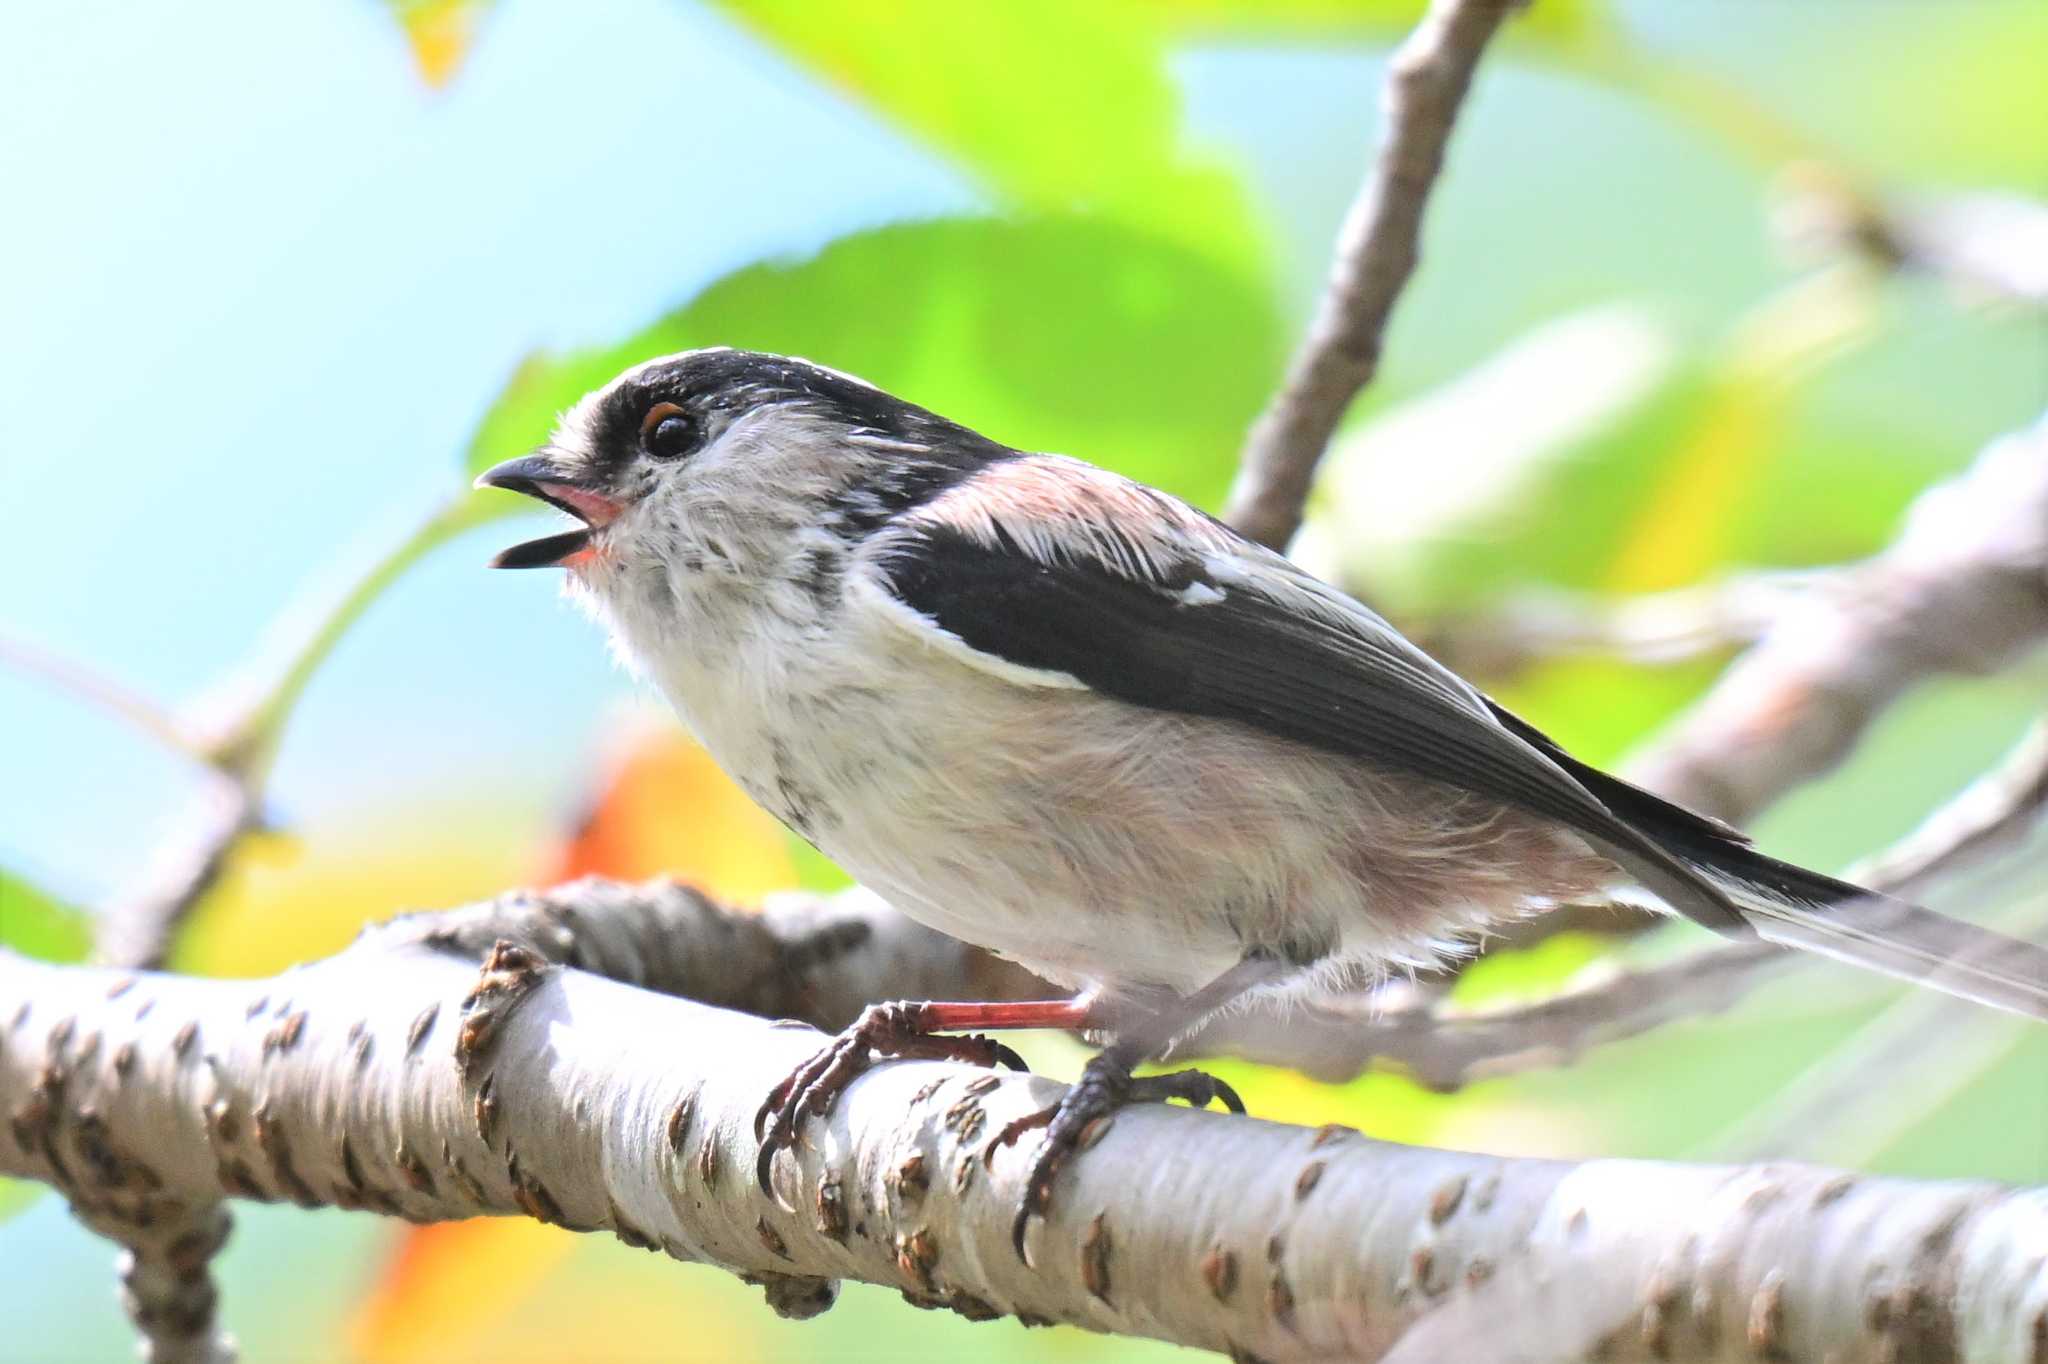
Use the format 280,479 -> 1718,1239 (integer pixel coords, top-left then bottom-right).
1410,573 -> 1817,682
1224,0 -> 1521,549
0,635 -> 197,759
83,491 -> 478,975
1849,715 -> 2048,900
92,776 -> 258,973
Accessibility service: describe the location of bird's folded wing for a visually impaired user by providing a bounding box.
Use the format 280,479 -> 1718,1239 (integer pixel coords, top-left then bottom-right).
860,468 -> 1617,838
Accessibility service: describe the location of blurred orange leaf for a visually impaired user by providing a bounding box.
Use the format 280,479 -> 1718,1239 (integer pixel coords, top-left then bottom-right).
549,713 -> 798,899
351,1218 -> 574,1364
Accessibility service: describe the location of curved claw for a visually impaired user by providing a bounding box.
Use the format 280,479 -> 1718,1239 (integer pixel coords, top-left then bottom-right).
748,1004 -> 1034,1201
1002,1058 -> 1248,1263
1012,1198 -> 1037,1263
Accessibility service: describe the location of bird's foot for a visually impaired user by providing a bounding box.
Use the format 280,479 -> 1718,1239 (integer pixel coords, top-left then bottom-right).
753,1001 -> 1028,1192
988,1052 -> 1243,1262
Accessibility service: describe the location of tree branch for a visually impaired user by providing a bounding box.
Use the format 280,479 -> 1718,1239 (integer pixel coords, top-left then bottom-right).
1409,572 -> 1815,683
1224,0 -> 1520,550
1627,411 -> 2048,825
6,891 -> 2045,1362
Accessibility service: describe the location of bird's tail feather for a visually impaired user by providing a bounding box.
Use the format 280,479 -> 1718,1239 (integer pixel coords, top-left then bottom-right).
1479,698 -> 2048,1019
1697,853 -> 2048,1023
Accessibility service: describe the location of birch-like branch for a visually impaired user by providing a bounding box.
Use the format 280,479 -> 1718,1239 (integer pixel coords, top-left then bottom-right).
1224,0 -> 1519,550
1628,412 -> 2048,826
5,889 -> 2045,1363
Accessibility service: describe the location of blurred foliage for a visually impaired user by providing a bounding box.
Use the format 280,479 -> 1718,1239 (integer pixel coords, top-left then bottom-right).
11,0 -> 2048,1359
466,215 -> 1281,512
0,873 -> 89,1223
712,0 -> 1262,270
550,718 -> 798,895
384,0 -> 494,87
1136,0 -> 1600,43
0,869 -> 91,963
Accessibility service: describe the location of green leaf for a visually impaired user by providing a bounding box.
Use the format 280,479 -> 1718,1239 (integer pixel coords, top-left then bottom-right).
1134,0 -> 1603,49
0,870 -> 91,964
0,872 -> 87,1224
0,1177 -> 41,1226
1318,268 -> 1884,615
467,214 -> 1282,513
707,0 -> 1261,269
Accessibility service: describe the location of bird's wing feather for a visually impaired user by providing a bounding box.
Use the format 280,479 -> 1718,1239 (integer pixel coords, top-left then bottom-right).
855,455 -> 1747,934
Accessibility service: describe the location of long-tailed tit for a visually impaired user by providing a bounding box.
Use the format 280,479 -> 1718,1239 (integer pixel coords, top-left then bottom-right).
478,348 -> 2048,1256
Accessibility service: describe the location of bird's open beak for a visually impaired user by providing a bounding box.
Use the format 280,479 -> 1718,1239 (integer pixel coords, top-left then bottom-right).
474,454 -> 627,569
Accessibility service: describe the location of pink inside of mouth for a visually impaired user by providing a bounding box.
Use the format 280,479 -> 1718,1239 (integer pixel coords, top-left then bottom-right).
542,483 -> 624,527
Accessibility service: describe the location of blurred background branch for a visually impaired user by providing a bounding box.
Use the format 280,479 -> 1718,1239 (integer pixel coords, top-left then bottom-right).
1627,409 -> 2048,826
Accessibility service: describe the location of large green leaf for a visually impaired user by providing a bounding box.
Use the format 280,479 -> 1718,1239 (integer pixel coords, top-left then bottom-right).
708,0 -> 1260,270
0,870 -> 90,964
468,214 -> 1282,512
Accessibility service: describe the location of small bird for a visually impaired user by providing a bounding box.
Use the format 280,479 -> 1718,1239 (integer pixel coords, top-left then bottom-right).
478,347 -> 2048,1255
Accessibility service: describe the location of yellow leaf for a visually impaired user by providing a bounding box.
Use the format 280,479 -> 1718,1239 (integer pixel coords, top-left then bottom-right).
388,0 -> 491,89
1606,266 -> 1879,593
171,808 -> 532,977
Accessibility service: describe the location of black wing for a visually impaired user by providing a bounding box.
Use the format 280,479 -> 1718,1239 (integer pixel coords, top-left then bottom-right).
870,507 -> 1750,935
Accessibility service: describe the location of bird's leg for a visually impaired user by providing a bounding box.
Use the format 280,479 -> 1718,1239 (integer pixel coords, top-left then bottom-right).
753,997 -> 1093,1191
990,952 -> 1293,1262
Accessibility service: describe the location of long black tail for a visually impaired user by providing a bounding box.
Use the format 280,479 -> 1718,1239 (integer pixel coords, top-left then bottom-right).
1695,845 -> 2048,1022
1488,702 -> 2048,1021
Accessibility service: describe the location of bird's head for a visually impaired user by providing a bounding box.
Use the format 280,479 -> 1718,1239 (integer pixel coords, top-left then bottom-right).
475,347 -> 1009,625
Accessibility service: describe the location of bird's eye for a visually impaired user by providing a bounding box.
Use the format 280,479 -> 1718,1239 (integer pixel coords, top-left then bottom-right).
640,401 -> 697,461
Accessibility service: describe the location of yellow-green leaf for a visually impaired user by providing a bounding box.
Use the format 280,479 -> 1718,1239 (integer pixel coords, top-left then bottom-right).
467,214 -> 1281,514
0,870 -> 91,963
709,0 -> 1260,268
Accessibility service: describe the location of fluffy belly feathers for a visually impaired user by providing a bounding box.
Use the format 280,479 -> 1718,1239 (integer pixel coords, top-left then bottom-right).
668,632 -> 1618,998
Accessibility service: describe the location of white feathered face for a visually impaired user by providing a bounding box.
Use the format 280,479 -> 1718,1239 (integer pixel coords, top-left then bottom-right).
474,347 -> 1021,639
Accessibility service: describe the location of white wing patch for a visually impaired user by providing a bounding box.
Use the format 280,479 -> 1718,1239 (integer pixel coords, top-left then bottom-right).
846,570 -> 1090,692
